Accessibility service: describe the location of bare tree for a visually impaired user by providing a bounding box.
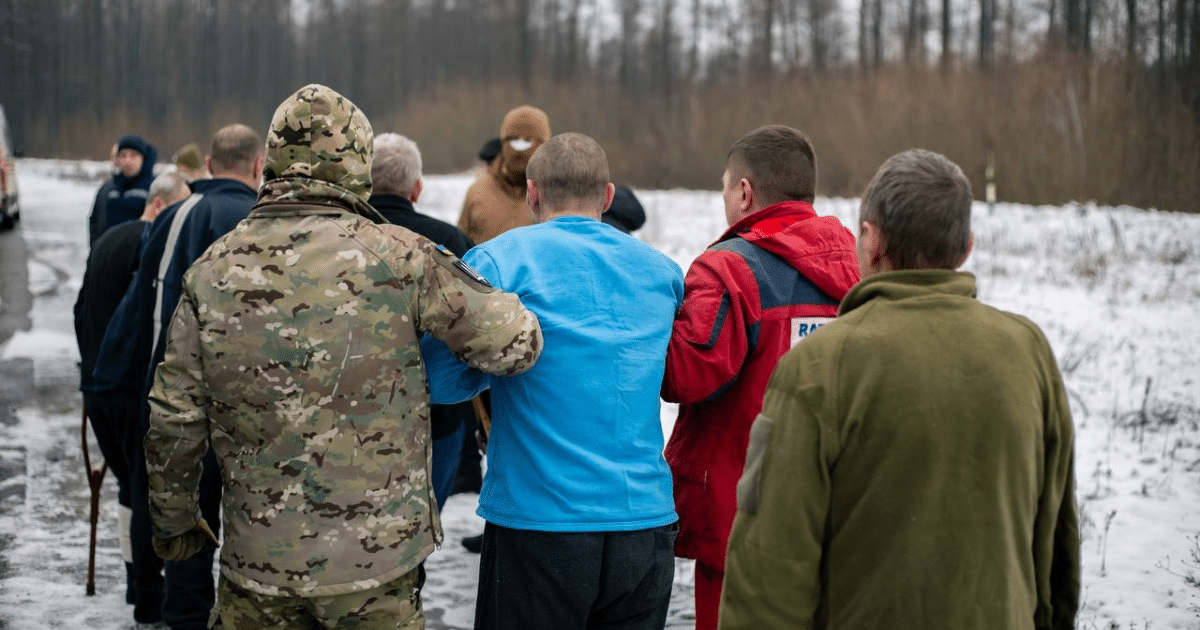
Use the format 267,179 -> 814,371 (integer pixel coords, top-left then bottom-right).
689,0 -> 702,79
619,0 -> 643,88
517,0 -> 534,91
1065,0 -> 1083,50
810,0 -> 835,71
1175,0 -> 1187,66
1125,0 -> 1139,59
859,0 -> 870,70
904,0 -> 929,66
1157,0 -> 1167,82
941,0 -> 953,72
1185,0 -> 1195,67
1084,0 -> 1093,53
751,0 -> 778,74
873,0 -> 884,67
656,0 -> 678,95
980,0 -> 995,69
860,0 -> 883,71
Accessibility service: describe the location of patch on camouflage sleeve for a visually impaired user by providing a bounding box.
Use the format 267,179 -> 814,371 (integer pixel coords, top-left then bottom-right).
434,245 -> 493,290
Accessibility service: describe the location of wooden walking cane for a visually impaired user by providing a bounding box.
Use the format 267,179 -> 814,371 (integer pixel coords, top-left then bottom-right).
81,407 -> 107,596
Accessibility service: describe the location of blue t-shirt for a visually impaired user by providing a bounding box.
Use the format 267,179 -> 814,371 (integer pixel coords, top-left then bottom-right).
423,216 -> 683,532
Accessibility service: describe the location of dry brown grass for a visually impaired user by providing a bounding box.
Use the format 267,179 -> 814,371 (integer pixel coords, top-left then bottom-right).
41,56 -> 1200,212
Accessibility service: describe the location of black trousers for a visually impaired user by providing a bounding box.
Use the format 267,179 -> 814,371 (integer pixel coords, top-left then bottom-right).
474,521 -> 677,630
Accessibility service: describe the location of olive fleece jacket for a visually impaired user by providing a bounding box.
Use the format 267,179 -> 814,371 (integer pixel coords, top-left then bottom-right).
720,270 -> 1080,630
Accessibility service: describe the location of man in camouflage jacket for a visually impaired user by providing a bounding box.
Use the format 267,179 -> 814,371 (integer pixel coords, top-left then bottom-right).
144,84 -> 543,629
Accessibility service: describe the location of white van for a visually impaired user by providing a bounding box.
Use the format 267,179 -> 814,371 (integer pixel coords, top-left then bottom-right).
0,104 -> 20,230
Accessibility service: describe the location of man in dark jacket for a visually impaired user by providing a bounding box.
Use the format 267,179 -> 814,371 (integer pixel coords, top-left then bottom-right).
89,135 -> 158,246
74,171 -> 190,621
93,123 -> 263,630
720,149 -> 1080,629
661,125 -> 860,630
368,132 -> 476,511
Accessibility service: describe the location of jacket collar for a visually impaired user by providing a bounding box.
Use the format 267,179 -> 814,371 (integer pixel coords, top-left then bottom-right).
256,177 -> 387,224
368,194 -> 416,213
716,200 -> 816,246
191,177 -> 257,197
839,270 -> 977,316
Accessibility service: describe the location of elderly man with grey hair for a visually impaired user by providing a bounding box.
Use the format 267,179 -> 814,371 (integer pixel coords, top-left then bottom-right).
367,132 -> 476,512
719,149 -> 1080,630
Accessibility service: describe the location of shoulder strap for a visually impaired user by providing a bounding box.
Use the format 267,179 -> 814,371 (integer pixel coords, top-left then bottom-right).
150,193 -> 204,361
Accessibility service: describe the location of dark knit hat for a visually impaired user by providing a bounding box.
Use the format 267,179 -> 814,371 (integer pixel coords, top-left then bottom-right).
117,134 -> 151,158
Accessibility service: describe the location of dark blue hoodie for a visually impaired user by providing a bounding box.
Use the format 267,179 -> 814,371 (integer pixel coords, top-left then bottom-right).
97,134 -> 157,238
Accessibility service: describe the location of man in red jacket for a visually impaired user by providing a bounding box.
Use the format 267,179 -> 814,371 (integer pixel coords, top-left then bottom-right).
662,124 -> 860,630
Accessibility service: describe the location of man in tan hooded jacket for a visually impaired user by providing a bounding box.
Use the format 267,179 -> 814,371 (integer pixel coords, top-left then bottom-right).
458,105 -> 551,244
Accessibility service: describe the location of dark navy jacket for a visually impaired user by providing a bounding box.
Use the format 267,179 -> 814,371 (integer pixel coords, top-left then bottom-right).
369,194 -> 474,257
92,178 -> 258,400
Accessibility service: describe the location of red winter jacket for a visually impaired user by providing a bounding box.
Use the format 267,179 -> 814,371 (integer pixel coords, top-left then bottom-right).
662,200 -> 860,571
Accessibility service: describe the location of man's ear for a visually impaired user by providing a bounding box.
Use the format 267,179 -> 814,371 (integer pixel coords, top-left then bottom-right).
601,182 -> 615,213
858,220 -> 888,276
145,197 -> 165,221
204,155 -> 214,176
526,180 -> 540,218
738,177 -> 754,216
410,178 -> 424,204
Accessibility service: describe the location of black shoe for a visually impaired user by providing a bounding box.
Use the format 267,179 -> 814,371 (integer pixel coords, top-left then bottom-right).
462,533 -> 483,553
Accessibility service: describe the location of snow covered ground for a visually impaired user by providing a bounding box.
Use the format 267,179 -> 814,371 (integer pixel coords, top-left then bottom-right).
1,158 -> 1198,629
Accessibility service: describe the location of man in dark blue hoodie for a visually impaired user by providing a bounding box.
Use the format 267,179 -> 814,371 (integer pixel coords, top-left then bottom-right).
89,134 -> 158,245
93,123 -> 262,630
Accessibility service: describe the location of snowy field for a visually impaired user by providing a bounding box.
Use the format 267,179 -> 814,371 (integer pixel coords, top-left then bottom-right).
1,158 -> 1198,629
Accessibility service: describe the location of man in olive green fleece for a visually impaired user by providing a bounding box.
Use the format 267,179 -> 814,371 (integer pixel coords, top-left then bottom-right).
720,149 -> 1080,630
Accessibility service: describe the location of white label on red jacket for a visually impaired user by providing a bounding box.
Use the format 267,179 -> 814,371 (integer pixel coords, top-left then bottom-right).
790,317 -> 833,347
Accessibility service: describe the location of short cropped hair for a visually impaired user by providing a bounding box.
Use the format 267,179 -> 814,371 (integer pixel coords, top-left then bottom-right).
859,149 -> 973,270
526,133 -> 609,209
371,133 -> 423,198
726,125 -> 817,206
209,124 -> 262,175
147,171 -> 190,205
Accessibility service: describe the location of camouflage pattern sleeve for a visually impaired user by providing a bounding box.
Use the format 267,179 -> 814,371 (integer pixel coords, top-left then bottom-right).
414,240 -> 541,377
144,289 -> 211,539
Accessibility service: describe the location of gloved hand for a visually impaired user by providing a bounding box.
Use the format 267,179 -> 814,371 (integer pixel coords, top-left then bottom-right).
152,518 -> 219,562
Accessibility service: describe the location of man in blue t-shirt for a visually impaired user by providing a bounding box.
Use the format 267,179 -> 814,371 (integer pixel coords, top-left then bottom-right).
423,132 -> 683,630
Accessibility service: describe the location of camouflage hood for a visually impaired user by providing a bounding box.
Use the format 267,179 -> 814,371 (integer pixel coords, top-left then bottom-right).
260,84 -> 381,220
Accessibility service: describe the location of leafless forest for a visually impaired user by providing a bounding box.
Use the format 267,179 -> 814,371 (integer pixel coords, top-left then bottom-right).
1,0 -> 1198,212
